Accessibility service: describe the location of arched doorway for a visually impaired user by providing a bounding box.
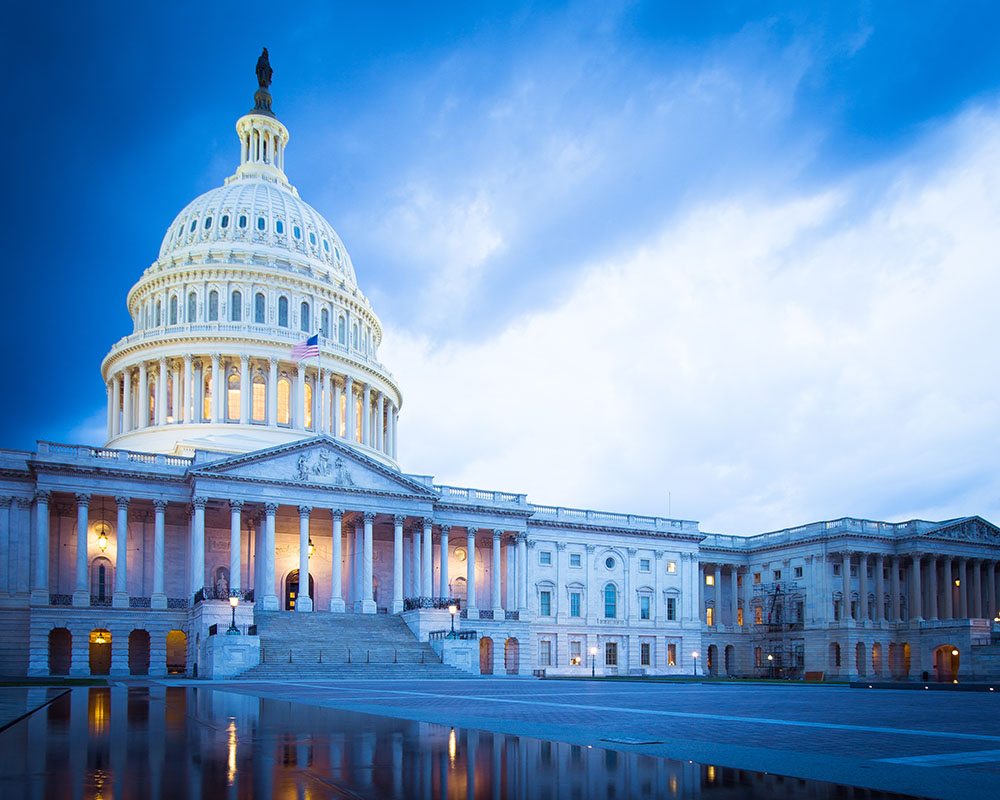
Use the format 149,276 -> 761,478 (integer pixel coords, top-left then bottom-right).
89,629 -> 111,675
166,630 -> 187,675
285,570 -> 315,610
504,638 -> 519,675
828,642 -> 841,671
48,628 -> 71,675
724,645 -> 735,676
452,576 -> 467,603
707,645 -> 718,676
872,642 -> 883,676
902,643 -> 912,677
90,558 -> 113,604
856,642 -> 867,677
129,630 -> 150,675
480,637 -> 494,674
933,645 -> 960,682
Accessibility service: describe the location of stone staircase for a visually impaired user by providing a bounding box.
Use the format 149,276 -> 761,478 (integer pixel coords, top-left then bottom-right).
238,611 -> 472,680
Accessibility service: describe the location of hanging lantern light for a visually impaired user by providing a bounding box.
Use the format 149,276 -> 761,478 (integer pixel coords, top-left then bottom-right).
308,537 -> 315,558
95,495 -> 109,551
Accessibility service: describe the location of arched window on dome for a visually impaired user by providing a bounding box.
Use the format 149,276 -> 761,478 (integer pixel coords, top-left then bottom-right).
304,381 -> 313,429
187,292 -> 197,323
277,296 -> 289,328
355,395 -> 362,443
230,291 -> 242,322
337,315 -> 346,345
293,225 -> 301,240
256,216 -> 266,231
166,376 -> 174,423
254,293 -> 265,324
208,291 -> 219,321
203,216 -> 212,230
169,296 -> 178,326
309,231 -> 317,247
604,583 -> 617,619
320,308 -> 330,338
227,373 -> 240,421
277,377 -> 291,425
155,301 -> 162,328
252,374 -> 266,422
202,368 -> 212,421
148,379 -> 156,426
238,214 -> 248,229
220,214 -> 229,229
300,302 -> 310,333
276,220 -> 284,235
189,219 -> 197,233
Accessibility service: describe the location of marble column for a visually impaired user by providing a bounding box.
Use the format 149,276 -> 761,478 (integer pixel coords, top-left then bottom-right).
890,556 -> 901,622
344,376 -> 355,441
874,554 -> 885,622
138,360 -> 149,427
267,358 -> 278,426
858,553 -> 868,621
516,533 -> 528,613
113,496 -> 129,608
30,491 -> 50,605
958,559 -> 968,618
730,566 -> 738,627
152,499 -> 167,609
191,497 -> 206,598
333,377 -> 342,437
239,356 -> 250,424
988,561 -> 998,619
111,375 -> 121,436
712,565 -> 721,626
295,367 -> 305,429
842,552 -> 851,621
353,520 -> 363,608
362,512 -> 375,614
228,500 -> 243,593
393,514 -> 404,613
927,556 -> 939,620
412,525 -> 422,598
492,530 -> 503,615
157,357 -> 167,425
422,518 -> 433,598
209,354 -> 221,423
122,367 -> 133,432
440,525 -> 451,599
362,384 -> 371,446
183,355 -> 193,423
466,528 -> 478,614
943,558 -> 954,618
298,506 -> 312,611
911,554 -> 923,622
971,560 -> 982,619
262,503 -> 278,610
377,394 -> 385,452
73,493 -> 90,607
330,509 -> 345,611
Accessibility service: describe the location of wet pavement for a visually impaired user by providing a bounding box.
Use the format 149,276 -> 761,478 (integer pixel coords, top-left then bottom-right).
0,684 -> 937,799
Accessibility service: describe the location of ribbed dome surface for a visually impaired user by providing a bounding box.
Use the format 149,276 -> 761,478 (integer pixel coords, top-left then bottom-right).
158,179 -> 358,287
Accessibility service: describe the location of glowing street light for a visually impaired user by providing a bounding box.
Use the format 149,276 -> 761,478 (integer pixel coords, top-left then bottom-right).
590,646 -> 598,677
692,650 -> 699,677
767,653 -> 774,679
228,591 -> 239,634
447,604 -> 457,638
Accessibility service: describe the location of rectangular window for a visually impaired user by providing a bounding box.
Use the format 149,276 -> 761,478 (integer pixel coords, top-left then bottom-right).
753,573 -> 761,584
667,561 -> 677,574
539,640 -> 551,667
539,591 -> 551,617
570,592 -> 581,618
850,566 -> 857,577
850,600 -> 858,620
754,606 -> 763,625
605,642 -> 618,666
667,643 -> 677,666
754,647 -> 762,667
737,607 -> 744,626
705,574 -> 714,586
833,564 -> 841,576
773,569 -> 782,581
569,553 -> 581,568
666,597 -> 677,621
795,601 -> 804,622
539,551 -> 552,566
570,641 -> 581,666
639,558 -> 651,572
640,596 -> 650,620
640,642 -> 651,666
737,574 -> 742,587
706,607 -> 714,626
794,566 -> 803,578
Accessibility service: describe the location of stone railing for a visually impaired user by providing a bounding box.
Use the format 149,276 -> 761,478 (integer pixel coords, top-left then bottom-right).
49,594 -> 72,606
403,597 -> 459,611
530,504 -> 695,532
434,485 -> 528,506
37,442 -> 193,468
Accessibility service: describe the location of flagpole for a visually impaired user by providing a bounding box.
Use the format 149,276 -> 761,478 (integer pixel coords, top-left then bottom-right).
318,334 -> 323,436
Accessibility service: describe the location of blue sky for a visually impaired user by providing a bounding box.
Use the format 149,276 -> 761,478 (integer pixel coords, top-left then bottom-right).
4,1 -> 1000,534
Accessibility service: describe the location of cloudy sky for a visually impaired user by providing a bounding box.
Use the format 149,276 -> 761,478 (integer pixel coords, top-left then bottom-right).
4,2 -> 1000,534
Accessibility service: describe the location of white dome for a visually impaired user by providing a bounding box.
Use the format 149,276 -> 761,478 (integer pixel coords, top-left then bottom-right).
158,179 -> 359,288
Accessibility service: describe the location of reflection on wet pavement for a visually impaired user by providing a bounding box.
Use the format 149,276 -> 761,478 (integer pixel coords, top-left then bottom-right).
0,687 -> 926,799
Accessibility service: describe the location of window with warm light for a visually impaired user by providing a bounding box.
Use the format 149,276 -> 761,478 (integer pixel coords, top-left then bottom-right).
203,370 -> 212,420
667,560 -> 677,574
754,606 -> 763,625
705,574 -> 714,586
706,607 -> 714,626
304,382 -> 313,429
277,378 -> 290,425
252,376 -> 266,421
667,643 -> 677,666
570,641 -> 581,665
737,607 -> 744,626
355,396 -> 362,441
338,392 -> 346,436
753,572 -> 761,583
227,373 -> 240,420
148,380 -> 156,425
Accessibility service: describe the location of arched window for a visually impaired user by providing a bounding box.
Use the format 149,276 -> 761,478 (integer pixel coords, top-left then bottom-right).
148,380 -> 156,425
304,381 -> 313,429
202,368 -> 212,420
91,557 -> 113,602
337,315 -> 346,344
155,300 -> 162,327
208,291 -> 219,321
277,377 -> 290,425
604,583 -> 617,619
252,374 -> 266,421
254,292 -> 265,324
187,292 -> 197,323
277,296 -> 289,327
169,295 -> 178,325
355,395 -> 362,442
227,373 -> 240,420
300,301 -> 310,332
320,308 -> 330,338
231,290 -> 242,322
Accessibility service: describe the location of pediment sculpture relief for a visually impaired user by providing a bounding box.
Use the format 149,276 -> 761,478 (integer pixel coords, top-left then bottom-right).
295,451 -> 355,486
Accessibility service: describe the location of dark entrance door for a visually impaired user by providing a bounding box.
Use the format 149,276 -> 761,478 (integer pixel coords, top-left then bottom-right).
285,570 -> 315,610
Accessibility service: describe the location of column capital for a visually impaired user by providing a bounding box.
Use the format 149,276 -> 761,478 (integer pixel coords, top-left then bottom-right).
492,529 -> 505,540
654,550 -> 664,560
331,508 -> 344,520
526,539 -> 536,549
269,356 -> 279,367
19,495 -> 35,509
152,499 -> 167,512
229,499 -> 244,512
298,505 -> 312,518
585,543 -> 595,553
556,541 -> 567,551
75,493 -> 91,506
467,527 -> 478,537
439,522 -> 451,533
363,512 -> 376,523
264,502 -> 279,516
422,517 -> 434,527
392,513 -> 406,525
627,547 -> 638,557
0,496 -> 11,509
115,495 -> 131,510
192,496 -> 208,509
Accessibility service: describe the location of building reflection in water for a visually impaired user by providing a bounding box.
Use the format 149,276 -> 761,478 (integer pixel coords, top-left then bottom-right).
0,687 -> 919,799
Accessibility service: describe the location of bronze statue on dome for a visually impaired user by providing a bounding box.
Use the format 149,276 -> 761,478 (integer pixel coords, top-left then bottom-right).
256,47 -> 273,90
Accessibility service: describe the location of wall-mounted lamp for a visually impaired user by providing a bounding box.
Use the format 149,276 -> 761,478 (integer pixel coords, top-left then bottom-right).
308,537 -> 315,558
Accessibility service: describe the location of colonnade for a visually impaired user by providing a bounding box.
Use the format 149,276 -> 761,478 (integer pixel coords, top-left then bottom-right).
106,354 -> 398,458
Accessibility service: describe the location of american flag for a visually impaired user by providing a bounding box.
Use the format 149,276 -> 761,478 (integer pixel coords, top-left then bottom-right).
291,334 -> 320,360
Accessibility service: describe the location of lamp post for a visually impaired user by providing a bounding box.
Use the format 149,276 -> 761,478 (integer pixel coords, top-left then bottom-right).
448,604 -> 457,638
590,646 -> 598,677
692,651 -> 699,677
228,591 -> 239,634
767,653 -> 774,679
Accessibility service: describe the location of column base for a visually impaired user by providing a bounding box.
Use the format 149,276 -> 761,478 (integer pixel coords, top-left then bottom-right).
492,607 -> 504,621
72,591 -> 90,608
112,592 -> 129,609
69,665 -> 90,677
361,600 -> 376,615
297,597 -> 313,612
149,666 -> 167,678
262,595 -> 279,611
109,666 -> 129,677
151,593 -> 167,610
329,598 -> 346,612
392,600 -> 403,614
466,607 -> 479,622
29,588 -> 49,607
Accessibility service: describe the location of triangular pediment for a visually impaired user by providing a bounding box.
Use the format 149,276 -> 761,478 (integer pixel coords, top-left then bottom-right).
188,436 -> 437,499
921,516 -> 1000,545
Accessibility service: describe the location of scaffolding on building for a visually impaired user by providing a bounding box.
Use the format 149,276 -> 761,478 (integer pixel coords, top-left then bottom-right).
750,580 -> 805,679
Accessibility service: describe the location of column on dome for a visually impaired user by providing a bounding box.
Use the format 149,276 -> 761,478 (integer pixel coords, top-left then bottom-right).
333,377 -> 342,437
318,369 -> 329,434
492,530 -> 503,615
267,358 -> 278,426
111,375 -> 121,438
138,361 -> 149,428
229,501 -> 243,592
362,384 -> 371,446
465,528 -> 478,615
874,554 -> 885,621
858,553 -> 868,621
294,367 -> 305,430
194,359 -> 205,422
171,359 -> 182,422
151,499 -> 167,609
191,497 -> 207,598
262,503 -> 278,610
30,491 -> 50,605
943,558 -> 954,618
297,506 -> 312,612
209,354 -> 221,423
377,394 -> 385,452
391,406 -> 398,459
422,518 -> 433,598
157,357 -> 167,425
439,525 -> 451,599
122,367 -> 132,432
106,381 -> 113,440
183,355 -> 193,423
239,356 -> 250,424
344,376 -> 355,441
72,493 -> 90,607
958,559 -> 968,617
112,496 -> 129,608
390,514 -> 404,613
330,509 -> 345,612
362,512 -> 375,614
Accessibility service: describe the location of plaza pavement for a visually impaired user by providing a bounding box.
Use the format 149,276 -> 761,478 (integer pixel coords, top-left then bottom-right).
168,676 -> 1000,800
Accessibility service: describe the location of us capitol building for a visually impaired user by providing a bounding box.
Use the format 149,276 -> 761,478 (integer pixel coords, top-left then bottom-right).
1,54 -> 998,683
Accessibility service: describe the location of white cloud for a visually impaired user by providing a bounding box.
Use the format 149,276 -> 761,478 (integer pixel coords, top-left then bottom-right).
382,106 -> 1000,535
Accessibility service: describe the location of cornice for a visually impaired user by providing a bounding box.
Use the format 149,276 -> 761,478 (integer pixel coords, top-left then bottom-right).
527,517 -> 703,542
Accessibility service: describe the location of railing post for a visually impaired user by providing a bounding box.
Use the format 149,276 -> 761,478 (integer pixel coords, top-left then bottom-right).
394,649 -> 397,664
366,650 -> 370,664
289,648 -> 292,663
318,650 -> 322,664
347,647 -> 351,663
